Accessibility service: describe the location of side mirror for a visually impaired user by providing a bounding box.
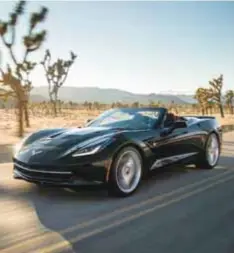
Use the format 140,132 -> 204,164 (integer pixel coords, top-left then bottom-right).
173,120 -> 187,129
86,119 -> 92,123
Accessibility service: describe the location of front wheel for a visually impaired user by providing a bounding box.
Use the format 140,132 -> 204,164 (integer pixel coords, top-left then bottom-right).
108,146 -> 143,197
195,133 -> 220,169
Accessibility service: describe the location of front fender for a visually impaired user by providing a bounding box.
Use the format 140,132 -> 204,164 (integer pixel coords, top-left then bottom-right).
104,137 -> 151,182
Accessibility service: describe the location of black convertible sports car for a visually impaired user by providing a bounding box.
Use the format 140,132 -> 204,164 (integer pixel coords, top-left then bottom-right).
13,107 -> 222,197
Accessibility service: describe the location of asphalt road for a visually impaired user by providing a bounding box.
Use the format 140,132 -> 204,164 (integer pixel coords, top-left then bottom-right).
1,131 -> 234,253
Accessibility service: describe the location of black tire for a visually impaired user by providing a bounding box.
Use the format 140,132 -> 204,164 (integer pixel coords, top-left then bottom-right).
108,146 -> 143,197
195,133 -> 220,170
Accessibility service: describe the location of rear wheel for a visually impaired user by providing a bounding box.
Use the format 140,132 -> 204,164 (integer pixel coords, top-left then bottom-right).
108,146 -> 143,197
195,133 -> 220,169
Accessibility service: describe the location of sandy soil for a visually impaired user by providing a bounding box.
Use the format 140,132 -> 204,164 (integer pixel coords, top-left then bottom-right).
0,109 -> 234,146
0,109 -> 102,145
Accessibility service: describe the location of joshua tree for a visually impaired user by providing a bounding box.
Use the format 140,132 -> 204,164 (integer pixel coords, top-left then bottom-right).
41,49 -> 77,116
225,90 -> 234,114
208,74 -> 224,118
0,0 -> 48,136
93,101 -> 100,110
132,101 -> 139,108
194,87 -> 212,115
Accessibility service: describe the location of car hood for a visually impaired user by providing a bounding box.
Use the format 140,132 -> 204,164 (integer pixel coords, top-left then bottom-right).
39,126 -> 116,147
15,126 -> 118,163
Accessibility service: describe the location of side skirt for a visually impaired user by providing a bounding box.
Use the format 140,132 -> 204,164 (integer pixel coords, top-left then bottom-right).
150,152 -> 198,171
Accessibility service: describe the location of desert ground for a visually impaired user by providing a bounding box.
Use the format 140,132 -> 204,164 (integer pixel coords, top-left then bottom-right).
1,109 -> 234,146
0,109 -> 101,146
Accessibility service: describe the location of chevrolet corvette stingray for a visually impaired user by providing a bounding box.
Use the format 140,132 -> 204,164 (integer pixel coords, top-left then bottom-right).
13,107 -> 222,197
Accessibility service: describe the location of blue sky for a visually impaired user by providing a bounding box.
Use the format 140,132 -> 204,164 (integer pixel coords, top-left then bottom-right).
0,1 -> 234,94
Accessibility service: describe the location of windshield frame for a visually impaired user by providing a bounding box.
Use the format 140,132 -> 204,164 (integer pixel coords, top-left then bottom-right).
86,107 -> 167,130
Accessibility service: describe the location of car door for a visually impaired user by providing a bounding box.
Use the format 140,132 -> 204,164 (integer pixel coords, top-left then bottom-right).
148,121 -> 198,171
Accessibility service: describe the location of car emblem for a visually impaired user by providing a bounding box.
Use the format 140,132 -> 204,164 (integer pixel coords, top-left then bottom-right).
32,149 -> 43,156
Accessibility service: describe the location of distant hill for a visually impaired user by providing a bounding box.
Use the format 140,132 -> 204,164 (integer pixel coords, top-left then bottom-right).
30,86 -> 197,104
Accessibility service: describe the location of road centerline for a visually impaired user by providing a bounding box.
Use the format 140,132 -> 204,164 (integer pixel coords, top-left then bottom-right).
39,173 -> 234,253
2,168 -> 233,253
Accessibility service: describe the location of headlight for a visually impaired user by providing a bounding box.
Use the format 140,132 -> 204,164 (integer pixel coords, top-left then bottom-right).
64,136 -> 113,158
72,145 -> 102,157
13,142 -> 23,156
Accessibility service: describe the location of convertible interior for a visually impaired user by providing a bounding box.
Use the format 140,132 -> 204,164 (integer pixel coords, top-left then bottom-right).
163,112 -> 187,128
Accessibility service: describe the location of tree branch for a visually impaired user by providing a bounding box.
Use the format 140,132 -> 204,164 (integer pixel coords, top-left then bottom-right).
22,24 -> 33,63
0,32 -> 18,67
9,46 -> 18,66
11,24 -> 16,47
59,71 -> 68,87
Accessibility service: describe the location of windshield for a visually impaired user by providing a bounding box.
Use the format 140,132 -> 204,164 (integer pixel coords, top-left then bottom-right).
87,108 -> 162,130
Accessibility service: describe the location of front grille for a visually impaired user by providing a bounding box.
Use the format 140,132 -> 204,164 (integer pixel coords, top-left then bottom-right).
14,162 -> 73,182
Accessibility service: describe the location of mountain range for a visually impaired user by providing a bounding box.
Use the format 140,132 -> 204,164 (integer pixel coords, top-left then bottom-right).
30,86 -> 197,104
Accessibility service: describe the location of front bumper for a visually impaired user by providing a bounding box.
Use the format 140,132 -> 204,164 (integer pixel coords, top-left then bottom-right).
13,159 -> 108,186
